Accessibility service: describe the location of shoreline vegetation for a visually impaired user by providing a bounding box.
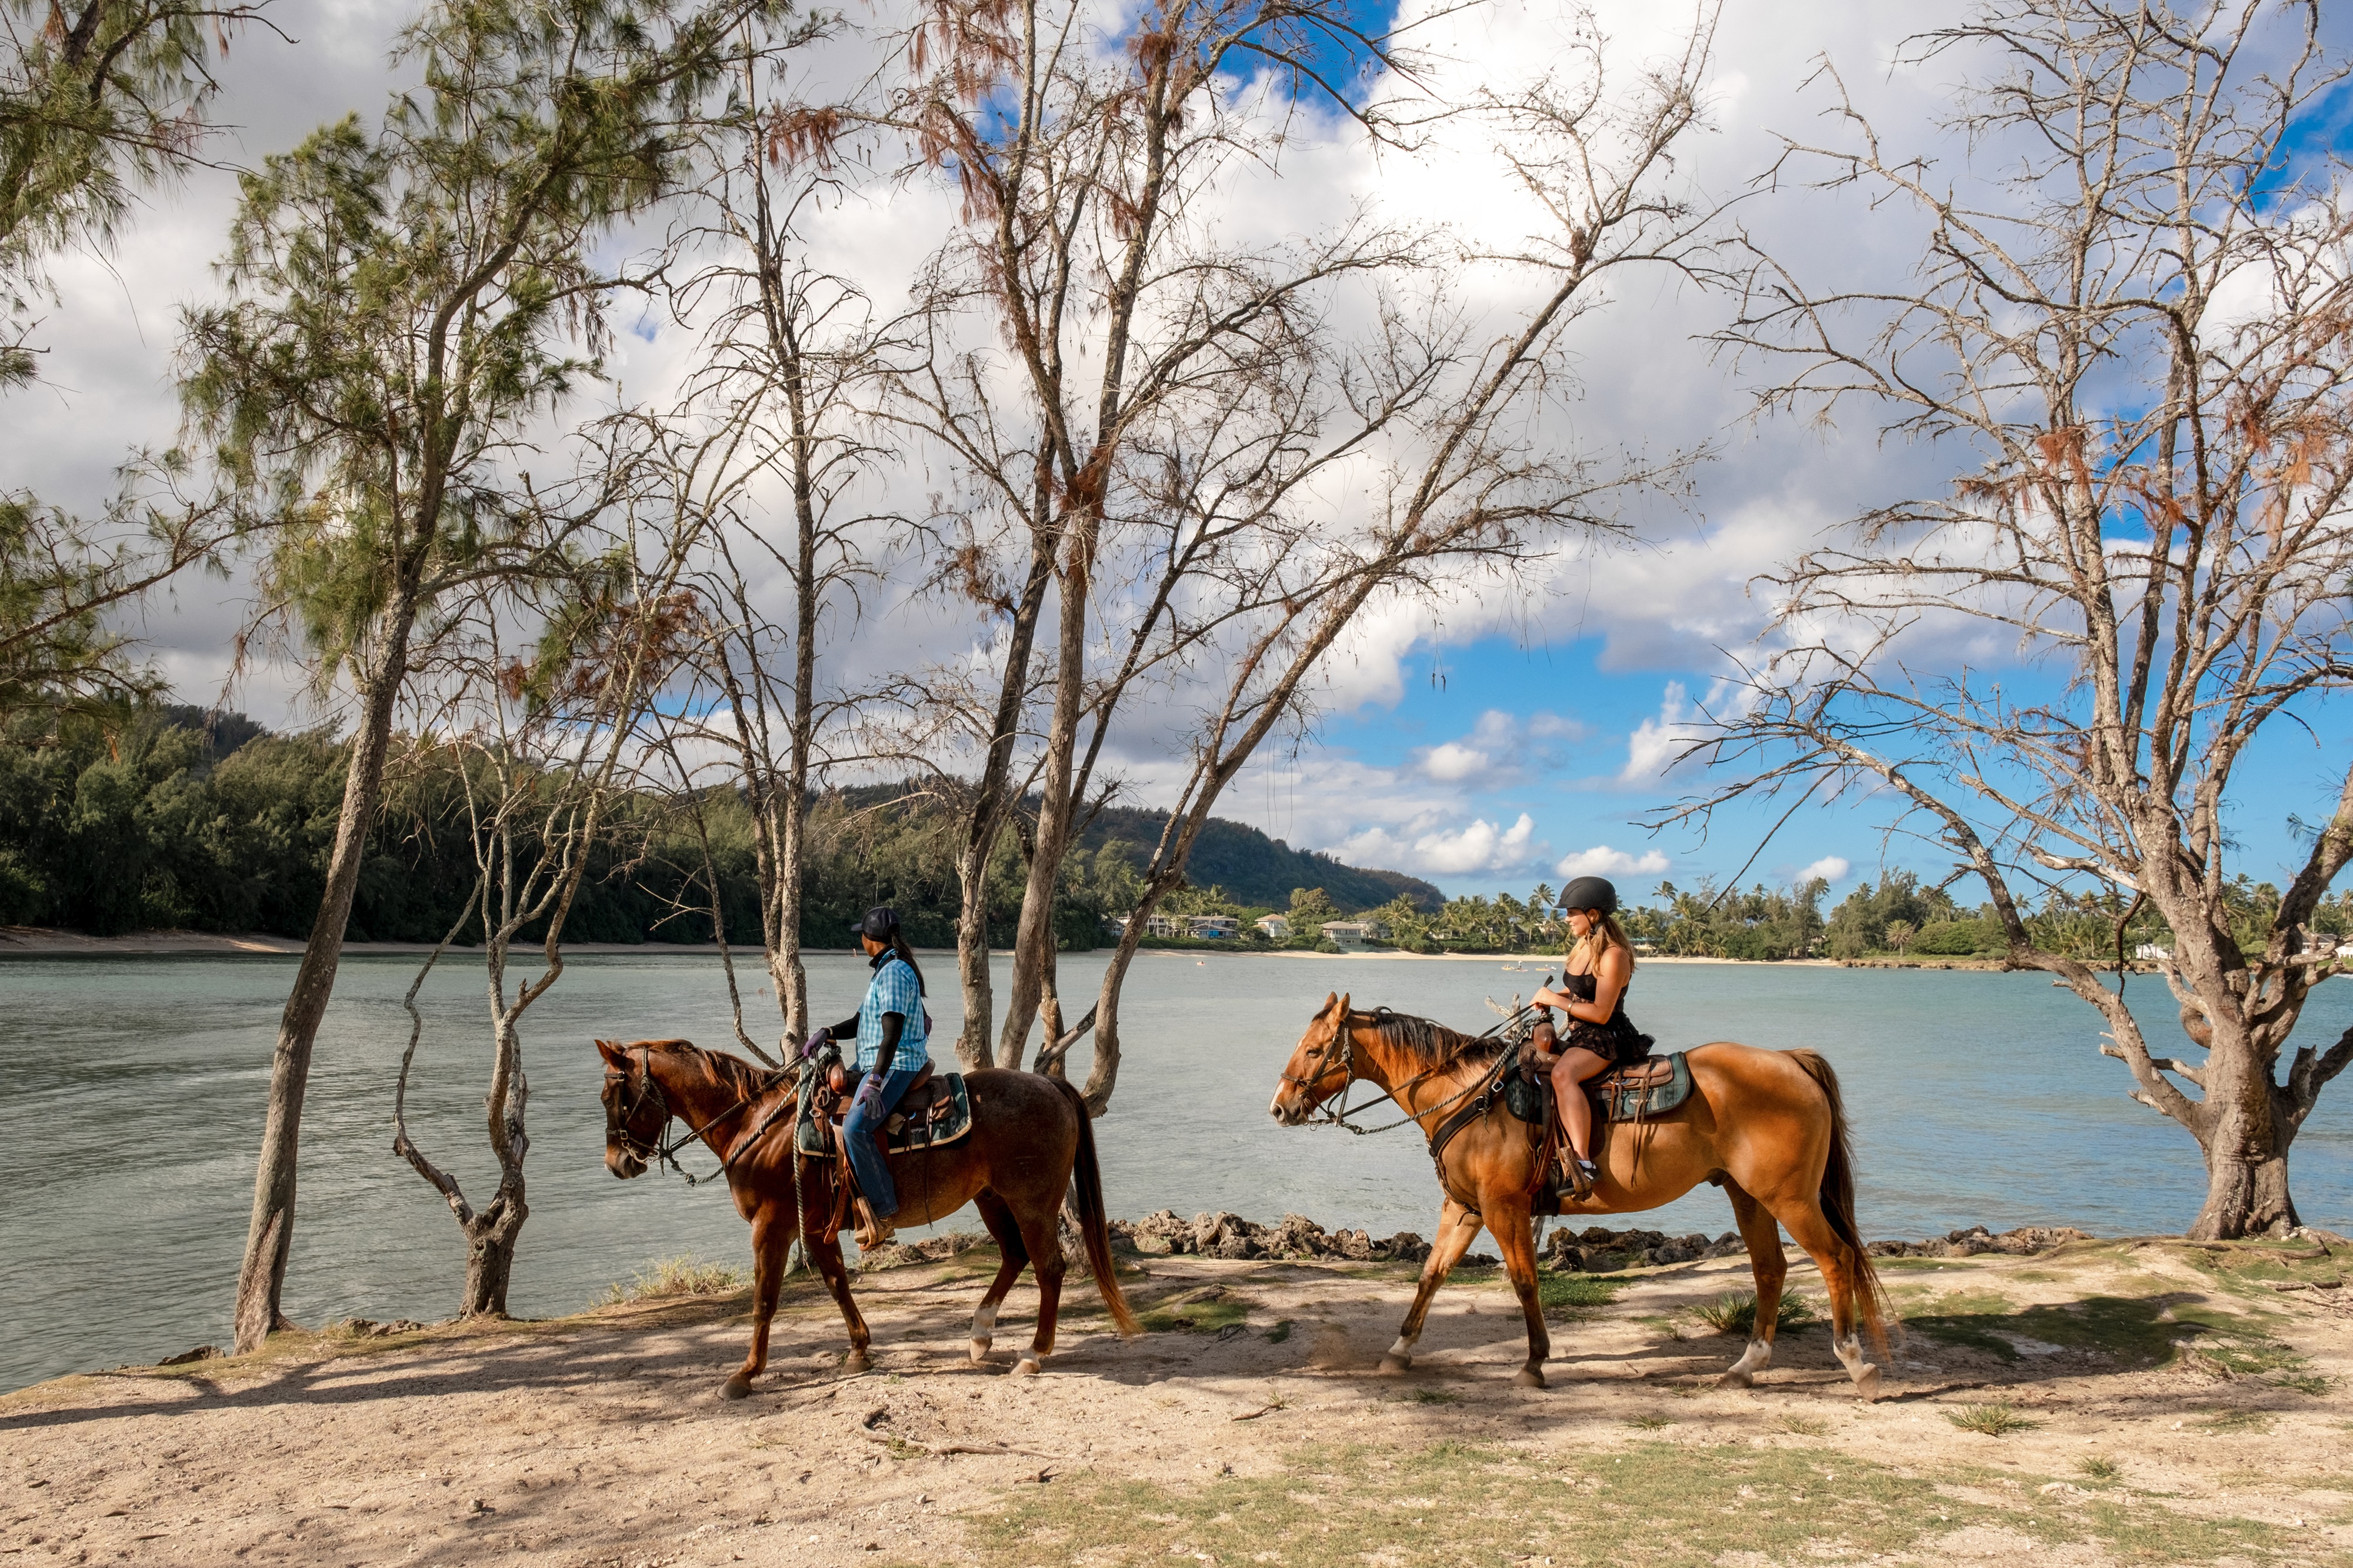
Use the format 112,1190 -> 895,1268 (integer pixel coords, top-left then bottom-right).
0,923 -> 2194,973
14,710 -> 2341,971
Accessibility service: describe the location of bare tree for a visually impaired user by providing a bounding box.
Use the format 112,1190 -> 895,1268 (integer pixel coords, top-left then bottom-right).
1681,0 -> 2353,1237
391,523 -> 691,1314
1029,18 -> 1725,1110
644,78 -> 902,1045
838,0 -> 1439,1069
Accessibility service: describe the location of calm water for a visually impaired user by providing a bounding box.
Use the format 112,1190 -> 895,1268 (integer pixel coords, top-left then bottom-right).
4,950 -> 2348,1392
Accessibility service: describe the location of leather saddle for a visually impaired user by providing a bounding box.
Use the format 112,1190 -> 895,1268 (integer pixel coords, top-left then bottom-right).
1509,1050 -> 1693,1125
795,1063 -> 974,1157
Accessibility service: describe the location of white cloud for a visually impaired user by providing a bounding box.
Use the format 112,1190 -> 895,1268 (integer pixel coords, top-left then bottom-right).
1799,856 -> 1852,885
1554,845 -> 1672,880
1619,681 -> 1708,785
1337,812 -> 1538,878
1420,742 -> 1491,782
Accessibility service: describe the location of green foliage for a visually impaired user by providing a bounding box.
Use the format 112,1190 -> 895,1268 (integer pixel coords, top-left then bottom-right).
181,0 -> 789,686
2,0 -> 266,384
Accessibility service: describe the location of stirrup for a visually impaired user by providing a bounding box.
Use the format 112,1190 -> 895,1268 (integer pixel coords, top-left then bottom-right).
853,1198 -> 897,1252
1555,1157 -> 1598,1205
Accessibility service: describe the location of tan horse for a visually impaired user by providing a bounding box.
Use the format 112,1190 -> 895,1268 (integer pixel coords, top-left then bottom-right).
1269,993 -> 1887,1397
598,1039 -> 1140,1394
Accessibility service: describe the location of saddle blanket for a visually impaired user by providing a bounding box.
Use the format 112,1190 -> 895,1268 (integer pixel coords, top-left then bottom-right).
795,1072 -> 974,1157
1594,1052 -> 1692,1122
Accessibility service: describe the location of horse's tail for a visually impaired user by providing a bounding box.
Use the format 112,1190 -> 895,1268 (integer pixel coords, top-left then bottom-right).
1051,1077 -> 1142,1338
1787,1048 -> 1888,1355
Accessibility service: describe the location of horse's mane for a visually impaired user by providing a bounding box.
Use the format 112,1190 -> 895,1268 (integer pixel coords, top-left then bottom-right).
628,1037 -> 791,1094
1354,1008 -> 1498,1066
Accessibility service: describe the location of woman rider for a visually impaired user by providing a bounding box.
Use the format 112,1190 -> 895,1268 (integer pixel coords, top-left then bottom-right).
1528,876 -> 1652,1193
806,906 -> 931,1246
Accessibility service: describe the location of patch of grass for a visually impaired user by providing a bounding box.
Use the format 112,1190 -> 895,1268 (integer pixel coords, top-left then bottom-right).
1622,1414 -> 1672,1430
2075,1454 -> 2121,1483
597,1255 -> 748,1305
2195,1407 -> 2276,1433
1777,1414 -> 1829,1437
1407,1388 -> 1459,1406
1693,1292 -> 1816,1337
1263,1319 -> 1294,1345
1539,1271 -> 1634,1319
1136,1285 -> 1252,1335
961,1439 -> 2285,1568
1945,1402 -> 2038,1436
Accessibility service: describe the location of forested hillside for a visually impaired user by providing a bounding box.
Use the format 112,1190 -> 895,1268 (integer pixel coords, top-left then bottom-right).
0,711 -> 1429,942
1077,806 -> 1441,914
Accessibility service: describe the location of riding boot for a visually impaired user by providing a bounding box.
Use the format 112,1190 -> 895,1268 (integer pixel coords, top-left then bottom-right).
854,1197 -> 898,1252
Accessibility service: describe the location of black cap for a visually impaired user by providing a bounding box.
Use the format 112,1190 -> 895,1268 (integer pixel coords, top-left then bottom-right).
1557,876 -> 1619,916
851,906 -> 901,940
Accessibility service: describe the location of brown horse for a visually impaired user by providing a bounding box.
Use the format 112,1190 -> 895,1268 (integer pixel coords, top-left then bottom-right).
597,1039 -> 1141,1394
1269,993 -> 1887,1397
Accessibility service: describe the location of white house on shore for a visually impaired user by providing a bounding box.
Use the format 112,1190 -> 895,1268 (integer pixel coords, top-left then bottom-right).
2134,942 -> 2174,961
1321,919 -> 1390,949
1255,913 -> 1290,942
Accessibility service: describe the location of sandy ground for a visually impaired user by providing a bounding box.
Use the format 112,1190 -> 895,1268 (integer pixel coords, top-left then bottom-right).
5,1235 -> 2351,1567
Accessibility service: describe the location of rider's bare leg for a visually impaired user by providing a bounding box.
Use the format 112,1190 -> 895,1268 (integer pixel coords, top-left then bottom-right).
1548,1046 -> 1611,1163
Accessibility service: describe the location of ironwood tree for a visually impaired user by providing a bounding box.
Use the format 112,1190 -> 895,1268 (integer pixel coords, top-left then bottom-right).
1679,0 -> 2353,1237
186,0 -> 793,1353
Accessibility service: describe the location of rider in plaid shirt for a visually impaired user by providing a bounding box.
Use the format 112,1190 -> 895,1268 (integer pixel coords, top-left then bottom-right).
810,906 -> 932,1243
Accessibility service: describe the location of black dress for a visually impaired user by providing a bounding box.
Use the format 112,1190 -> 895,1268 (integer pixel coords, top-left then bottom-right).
1561,970 -> 1654,1065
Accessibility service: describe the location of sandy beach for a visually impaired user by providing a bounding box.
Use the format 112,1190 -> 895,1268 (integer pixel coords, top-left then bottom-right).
6,1230 -> 2349,1566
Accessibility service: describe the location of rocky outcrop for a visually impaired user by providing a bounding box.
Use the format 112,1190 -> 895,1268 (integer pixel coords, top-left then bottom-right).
1114,1210 -> 1440,1265
1542,1226 -> 1744,1272
1865,1223 -> 2094,1259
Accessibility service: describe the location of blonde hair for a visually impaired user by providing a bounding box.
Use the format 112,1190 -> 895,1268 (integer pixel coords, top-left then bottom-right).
1567,910 -> 1635,972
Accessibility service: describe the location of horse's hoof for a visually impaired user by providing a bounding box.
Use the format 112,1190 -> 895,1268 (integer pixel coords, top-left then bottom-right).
843,1350 -> 871,1375
1011,1356 -> 1041,1377
1854,1364 -> 1882,1402
721,1376 -> 752,1401
1378,1355 -> 1411,1375
1718,1370 -> 1752,1390
1514,1366 -> 1546,1389
969,1339 -> 992,1365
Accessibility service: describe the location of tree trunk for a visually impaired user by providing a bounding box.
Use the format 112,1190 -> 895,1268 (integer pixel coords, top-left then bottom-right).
459,1194 -> 529,1316
231,608 -> 415,1353
997,532 -> 1094,1069
2188,1041 -> 2301,1239
953,838 -> 995,1070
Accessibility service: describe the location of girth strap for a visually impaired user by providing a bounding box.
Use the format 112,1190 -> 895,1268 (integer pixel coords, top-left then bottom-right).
1425,1043 -> 1519,1192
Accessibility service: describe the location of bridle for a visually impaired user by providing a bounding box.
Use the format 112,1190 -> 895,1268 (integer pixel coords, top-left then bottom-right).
604,1044 -> 791,1182
1281,1009 -> 1509,1138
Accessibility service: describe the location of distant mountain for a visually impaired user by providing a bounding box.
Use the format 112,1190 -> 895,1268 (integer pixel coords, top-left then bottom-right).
1078,805 -> 1443,915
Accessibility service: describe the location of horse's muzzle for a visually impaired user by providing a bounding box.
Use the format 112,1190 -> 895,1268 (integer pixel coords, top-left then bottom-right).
1269,1090 -> 1306,1126
605,1147 -> 646,1179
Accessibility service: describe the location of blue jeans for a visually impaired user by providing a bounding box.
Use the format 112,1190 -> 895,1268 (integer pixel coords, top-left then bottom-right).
843,1064 -> 922,1219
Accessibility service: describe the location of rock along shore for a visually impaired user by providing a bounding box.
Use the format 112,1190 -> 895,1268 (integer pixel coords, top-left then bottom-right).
859,1212 -> 2127,1277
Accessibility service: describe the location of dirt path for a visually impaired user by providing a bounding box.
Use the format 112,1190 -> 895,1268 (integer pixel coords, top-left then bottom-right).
5,1236 -> 2349,1567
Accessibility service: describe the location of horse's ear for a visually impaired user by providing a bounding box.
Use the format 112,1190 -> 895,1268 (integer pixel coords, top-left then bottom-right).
595,1039 -> 629,1067
1322,990 -> 1338,1013
1335,992 -> 1352,1018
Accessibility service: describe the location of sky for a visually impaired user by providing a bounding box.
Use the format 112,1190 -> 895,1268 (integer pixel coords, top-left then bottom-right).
11,0 -> 2352,906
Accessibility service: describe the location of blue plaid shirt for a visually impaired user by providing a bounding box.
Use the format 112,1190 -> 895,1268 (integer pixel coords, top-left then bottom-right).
854,955 -> 930,1073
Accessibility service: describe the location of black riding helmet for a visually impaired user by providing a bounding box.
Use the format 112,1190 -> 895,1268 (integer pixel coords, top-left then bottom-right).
1557,876 -> 1619,916
851,905 -> 901,941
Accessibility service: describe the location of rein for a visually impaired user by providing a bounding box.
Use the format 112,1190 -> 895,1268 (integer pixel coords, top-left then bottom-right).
1288,996 -> 1552,1200
607,1046 -> 796,1186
